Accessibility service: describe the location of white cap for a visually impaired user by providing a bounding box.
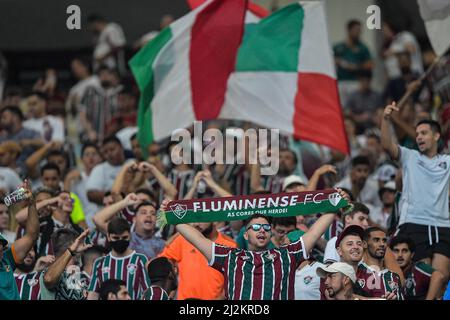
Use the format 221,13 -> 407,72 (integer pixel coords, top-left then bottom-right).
375,163 -> 398,182
282,175 -> 307,191
316,262 -> 357,283
382,181 -> 396,191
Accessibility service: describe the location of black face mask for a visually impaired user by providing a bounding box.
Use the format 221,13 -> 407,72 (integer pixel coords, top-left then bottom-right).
110,240 -> 129,254
101,80 -> 112,89
16,262 -> 35,273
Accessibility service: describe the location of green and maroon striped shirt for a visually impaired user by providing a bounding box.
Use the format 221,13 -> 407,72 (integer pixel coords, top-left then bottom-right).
142,286 -> 170,300
210,237 -> 308,300
403,262 -> 434,300
14,271 -> 42,300
88,251 -> 150,300
356,262 -> 403,300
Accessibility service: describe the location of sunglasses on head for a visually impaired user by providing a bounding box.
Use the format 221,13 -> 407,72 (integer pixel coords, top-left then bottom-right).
247,223 -> 272,232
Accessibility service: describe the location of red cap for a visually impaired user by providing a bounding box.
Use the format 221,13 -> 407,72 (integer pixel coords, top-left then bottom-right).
335,225 -> 365,248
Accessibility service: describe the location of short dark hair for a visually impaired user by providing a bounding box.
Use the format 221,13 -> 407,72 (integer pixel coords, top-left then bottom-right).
34,187 -> 56,198
130,133 -> 138,141
135,201 -> 157,213
107,217 -> 130,235
99,279 -> 126,300
351,155 -> 371,168
272,217 -> 296,228
389,235 -> 416,253
81,142 -> 100,157
51,228 -> 80,257
245,213 -> 272,227
147,257 -> 174,283
40,162 -> 61,176
102,135 -> 123,148
343,202 -> 369,224
28,91 -> 48,101
1,105 -> 24,121
135,188 -> 157,203
366,133 -> 381,144
416,119 -> 441,135
363,226 -> 385,241
347,19 -> 361,30
81,246 -> 106,268
87,13 -> 106,24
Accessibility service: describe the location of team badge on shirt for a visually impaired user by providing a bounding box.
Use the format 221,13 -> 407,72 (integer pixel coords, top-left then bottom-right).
127,263 -> 137,274
303,276 -> 313,285
388,280 -> 398,291
405,278 -> 414,289
438,162 -> 447,170
102,267 -> 110,273
27,279 -> 38,287
358,279 -> 366,288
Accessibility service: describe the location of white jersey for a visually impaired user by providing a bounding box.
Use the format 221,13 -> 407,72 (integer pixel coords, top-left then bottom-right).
295,261 -> 326,300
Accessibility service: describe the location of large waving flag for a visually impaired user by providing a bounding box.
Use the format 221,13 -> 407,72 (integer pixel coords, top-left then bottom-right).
130,0 -> 349,155
417,0 -> 450,56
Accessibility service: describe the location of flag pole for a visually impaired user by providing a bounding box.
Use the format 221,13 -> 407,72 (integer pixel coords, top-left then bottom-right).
397,54 -> 444,109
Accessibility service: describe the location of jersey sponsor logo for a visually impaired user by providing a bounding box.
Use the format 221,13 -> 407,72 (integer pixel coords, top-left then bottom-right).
27,279 -> 38,287
170,204 -> 187,220
127,263 -> 137,274
328,193 -> 342,207
303,276 -> 313,285
358,279 -> 366,288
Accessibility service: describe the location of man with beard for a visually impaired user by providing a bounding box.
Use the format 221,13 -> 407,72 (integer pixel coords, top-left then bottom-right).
359,227 -> 403,299
13,247 -> 55,300
382,106 -> 450,288
88,217 -> 150,300
79,66 -> 123,143
142,257 -> 178,300
335,155 -> 381,209
390,236 -> 445,300
316,262 -> 357,300
159,220 -> 236,300
160,189 -> 348,300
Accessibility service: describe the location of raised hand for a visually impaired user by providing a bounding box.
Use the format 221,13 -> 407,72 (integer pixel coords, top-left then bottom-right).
124,193 -> 140,207
315,164 -> 337,176
383,102 -> 399,120
68,229 -> 93,254
34,255 -> 56,272
160,199 -> 170,212
138,161 -> 153,173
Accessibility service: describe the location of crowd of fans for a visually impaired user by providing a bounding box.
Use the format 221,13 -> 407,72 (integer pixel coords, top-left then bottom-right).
0,12 -> 449,301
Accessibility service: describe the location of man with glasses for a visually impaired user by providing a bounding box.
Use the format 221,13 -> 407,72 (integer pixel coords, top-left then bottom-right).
160,190 -> 347,300
271,217 -> 297,248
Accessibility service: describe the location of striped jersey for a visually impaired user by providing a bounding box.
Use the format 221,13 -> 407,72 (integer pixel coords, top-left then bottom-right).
355,262 -> 403,300
142,286 -> 170,300
223,164 -> 250,196
210,237 -> 309,300
14,271 -> 42,300
323,219 -> 343,241
167,168 -> 195,199
89,251 -> 150,300
403,262 -> 434,300
262,175 -> 284,194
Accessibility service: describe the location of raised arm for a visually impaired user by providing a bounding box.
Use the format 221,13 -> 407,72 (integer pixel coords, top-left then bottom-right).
381,102 -> 400,160
111,161 -> 138,195
139,162 -> 177,200
15,195 -> 59,225
43,229 -> 91,289
12,181 -> 40,262
160,199 -> 213,261
25,142 -> 61,178
183,171 -> 203,200
306,165 -> 337,191
202,169 -> 232,197
92,193 -> 140,234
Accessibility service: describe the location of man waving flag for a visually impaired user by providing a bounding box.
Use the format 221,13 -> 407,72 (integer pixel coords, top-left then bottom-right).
130,0 -> 348,155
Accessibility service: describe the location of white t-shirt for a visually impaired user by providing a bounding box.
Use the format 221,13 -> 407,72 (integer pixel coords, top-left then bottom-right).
385,31 -> 423,79
295,261 -> 326,300
323,237 -> 340,263
93,22 -> 126,71
0,167 -> 23,194
23,115 -> 65,142
86,161 -> 129,192
334,176 -> 382,209
370,207 -> 391,230
398,146 -> 450,227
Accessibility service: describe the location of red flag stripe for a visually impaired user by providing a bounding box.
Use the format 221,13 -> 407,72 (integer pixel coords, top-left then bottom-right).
189,0 -> 247,121
293,72 -> 349,154
187,0 -> 269,17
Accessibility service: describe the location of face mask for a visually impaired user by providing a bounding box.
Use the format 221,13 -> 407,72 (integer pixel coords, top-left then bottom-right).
110,239 -> 129,254
101,80 -> 112,88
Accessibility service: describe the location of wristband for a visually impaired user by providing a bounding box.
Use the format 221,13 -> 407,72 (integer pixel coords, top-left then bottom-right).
67,248 -> 76,256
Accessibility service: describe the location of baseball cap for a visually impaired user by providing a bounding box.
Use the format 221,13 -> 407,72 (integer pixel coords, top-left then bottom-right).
282,175 -> 307,191
0,233 -> 8,248
378,181 -> 396,198
335,225 -> 365,249
316,262 -> 356,283
375,163 -> 398,182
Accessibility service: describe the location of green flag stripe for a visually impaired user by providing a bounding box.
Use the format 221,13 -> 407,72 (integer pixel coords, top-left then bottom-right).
235,3 -> 304,72
129,27 -> 173,154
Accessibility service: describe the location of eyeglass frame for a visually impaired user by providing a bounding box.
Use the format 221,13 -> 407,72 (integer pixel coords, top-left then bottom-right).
246,223 -> 272,232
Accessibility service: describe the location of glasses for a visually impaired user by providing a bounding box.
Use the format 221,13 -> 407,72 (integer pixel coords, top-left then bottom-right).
274,228 -> 295,236
247,223 -> 272,232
